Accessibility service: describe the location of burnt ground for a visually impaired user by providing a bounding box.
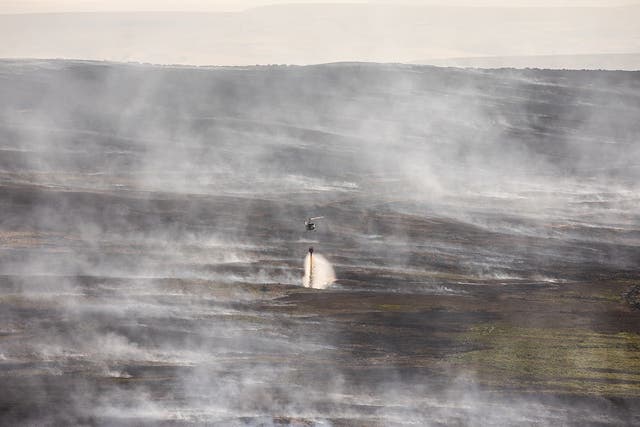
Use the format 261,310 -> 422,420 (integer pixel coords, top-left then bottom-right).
0,60 -> 639,425
1,184 -> 639,426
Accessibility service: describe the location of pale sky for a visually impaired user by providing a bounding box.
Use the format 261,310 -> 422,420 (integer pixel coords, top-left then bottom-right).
1,0 -> 637,14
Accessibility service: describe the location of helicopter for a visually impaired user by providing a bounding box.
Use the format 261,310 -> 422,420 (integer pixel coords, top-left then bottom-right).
305,217 -> 324,231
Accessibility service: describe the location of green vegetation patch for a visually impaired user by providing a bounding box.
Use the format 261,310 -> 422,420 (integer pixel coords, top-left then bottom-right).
375,304 -> 406,312
449,324 -> 640,397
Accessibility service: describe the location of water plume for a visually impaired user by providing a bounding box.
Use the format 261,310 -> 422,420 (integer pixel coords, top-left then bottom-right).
302,250 -> 336,290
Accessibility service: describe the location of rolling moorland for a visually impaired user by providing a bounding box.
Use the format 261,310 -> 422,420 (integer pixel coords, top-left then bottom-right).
0,60 -> 639,425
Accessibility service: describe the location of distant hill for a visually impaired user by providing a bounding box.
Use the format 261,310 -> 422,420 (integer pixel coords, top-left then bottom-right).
414,53 -> 640,71
1,58 -> 638,194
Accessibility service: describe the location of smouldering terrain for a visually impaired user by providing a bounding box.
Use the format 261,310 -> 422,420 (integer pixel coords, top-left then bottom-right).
1,60 -> 640,425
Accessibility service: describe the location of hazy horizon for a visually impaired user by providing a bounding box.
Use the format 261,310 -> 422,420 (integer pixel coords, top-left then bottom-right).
1,2 -> 639,69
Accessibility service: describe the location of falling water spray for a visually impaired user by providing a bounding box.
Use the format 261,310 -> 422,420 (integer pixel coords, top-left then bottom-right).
302,247 -> 336,289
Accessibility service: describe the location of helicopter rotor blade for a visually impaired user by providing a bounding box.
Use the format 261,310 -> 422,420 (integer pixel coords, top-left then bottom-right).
309,216 -> 324,221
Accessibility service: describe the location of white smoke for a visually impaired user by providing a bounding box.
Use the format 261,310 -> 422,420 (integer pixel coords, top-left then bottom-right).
302,251 -> 336,290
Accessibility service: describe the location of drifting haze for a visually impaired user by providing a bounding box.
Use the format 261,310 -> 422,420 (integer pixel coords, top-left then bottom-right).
1,4 -> 640,424
0,55 -> 639,424
0,3 -> 639,68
